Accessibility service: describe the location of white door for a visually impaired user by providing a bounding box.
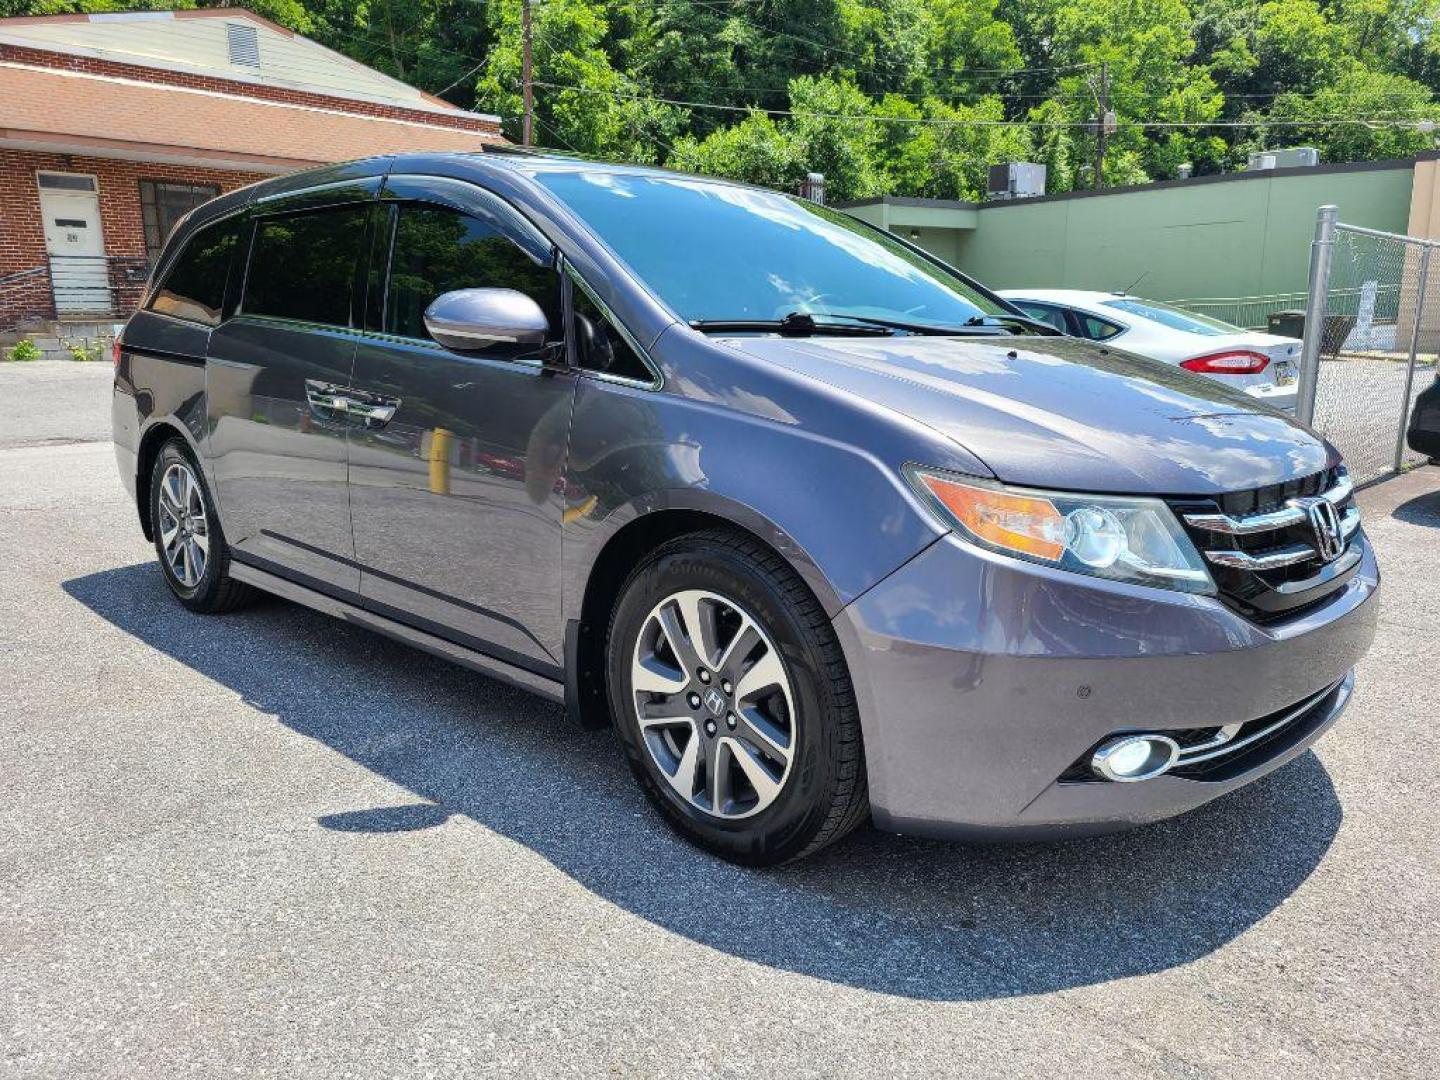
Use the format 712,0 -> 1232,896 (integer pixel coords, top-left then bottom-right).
38,172 -> 110,315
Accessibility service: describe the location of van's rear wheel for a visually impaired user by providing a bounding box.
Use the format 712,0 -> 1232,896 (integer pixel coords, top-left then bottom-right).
149,439 -> 254,614
606,529 -> 868,865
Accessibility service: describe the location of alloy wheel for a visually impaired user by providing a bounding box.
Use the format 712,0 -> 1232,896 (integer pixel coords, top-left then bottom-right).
630,589 -> 796,819
157,461 -> 209,589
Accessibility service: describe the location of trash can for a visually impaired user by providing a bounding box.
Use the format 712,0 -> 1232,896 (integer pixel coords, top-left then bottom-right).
1268,310 -> 1305,339
1267,310 -> 1355,353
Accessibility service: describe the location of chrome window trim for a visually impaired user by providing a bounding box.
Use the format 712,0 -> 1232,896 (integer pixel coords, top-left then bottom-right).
348,326 -> 549,372
228,312 -> 375,338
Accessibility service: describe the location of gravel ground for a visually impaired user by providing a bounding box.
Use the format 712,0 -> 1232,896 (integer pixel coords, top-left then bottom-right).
1,366 -> 1437,1078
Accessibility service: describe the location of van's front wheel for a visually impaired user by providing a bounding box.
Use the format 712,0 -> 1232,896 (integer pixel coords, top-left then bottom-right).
606,529 -> 868,865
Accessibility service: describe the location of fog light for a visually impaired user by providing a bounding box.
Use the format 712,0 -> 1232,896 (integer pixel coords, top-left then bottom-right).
1090,734 -> 1180,782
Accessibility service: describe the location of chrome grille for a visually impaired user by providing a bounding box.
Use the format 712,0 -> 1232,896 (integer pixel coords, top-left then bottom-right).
1182,472 -> 1356,570
1169,467 -> 1362,621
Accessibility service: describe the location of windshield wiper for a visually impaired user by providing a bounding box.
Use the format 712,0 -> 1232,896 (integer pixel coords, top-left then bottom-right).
690,312 -> 894,337
691,309 -> 1060,339
963,313 -> 1064,336
800,311 -> 969,335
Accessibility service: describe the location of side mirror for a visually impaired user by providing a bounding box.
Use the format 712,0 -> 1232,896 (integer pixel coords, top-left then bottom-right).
422,288 -> 550,351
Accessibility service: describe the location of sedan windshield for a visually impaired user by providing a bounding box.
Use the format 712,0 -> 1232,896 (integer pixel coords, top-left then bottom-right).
534,169 -> 1007,329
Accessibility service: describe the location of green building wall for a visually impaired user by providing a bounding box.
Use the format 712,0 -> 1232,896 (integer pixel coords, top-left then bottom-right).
845,160 -> 1416,304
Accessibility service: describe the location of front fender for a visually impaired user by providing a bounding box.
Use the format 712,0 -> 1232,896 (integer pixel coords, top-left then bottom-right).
559,372 -> 950,628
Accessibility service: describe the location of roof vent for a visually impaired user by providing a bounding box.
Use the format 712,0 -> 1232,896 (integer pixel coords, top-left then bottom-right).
226,22 -> 260,69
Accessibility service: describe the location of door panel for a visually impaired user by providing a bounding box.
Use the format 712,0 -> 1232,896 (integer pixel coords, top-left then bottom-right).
347,193 -> 573,670
208,319 -> 359,589
348,340 -> 576,668
39,173 -> 108,314
205,193 -> 376,592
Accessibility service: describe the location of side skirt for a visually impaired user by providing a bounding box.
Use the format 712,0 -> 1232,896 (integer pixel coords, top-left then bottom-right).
229,561 -> 566,705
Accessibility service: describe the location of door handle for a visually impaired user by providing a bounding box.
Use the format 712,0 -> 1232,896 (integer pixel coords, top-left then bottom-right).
303,380 -> 401,428
346,399 -> 398,426
345,388 -> 401,428
304,379 -> 350,417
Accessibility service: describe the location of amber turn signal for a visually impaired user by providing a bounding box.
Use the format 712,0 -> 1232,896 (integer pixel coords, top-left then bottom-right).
913,472 -> 1066,562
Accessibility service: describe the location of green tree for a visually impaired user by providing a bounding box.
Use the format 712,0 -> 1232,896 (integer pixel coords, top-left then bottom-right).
1241,68 -> 1439,163
3,0 -> 1435,196
669,110 -> 803,188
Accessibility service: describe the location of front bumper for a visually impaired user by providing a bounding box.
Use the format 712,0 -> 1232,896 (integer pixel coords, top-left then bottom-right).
833,530 -> 1379,841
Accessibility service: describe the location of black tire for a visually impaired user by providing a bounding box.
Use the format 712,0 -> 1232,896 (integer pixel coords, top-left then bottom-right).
149,439 -> 255,614
606,529 -> 868,865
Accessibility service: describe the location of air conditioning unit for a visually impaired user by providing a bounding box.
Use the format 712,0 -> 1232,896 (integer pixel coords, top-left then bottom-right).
987,162 -> 1047,201
1247,147 -> 1320,171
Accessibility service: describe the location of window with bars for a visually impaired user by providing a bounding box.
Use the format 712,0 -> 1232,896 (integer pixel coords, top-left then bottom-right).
139,181 -> 220,266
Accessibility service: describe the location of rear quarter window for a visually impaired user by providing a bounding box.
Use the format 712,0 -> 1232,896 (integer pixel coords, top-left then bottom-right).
1076,312 -> 1124,340
148,217 -> 244,327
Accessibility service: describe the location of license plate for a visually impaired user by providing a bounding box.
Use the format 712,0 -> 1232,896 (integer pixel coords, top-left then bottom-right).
1273,361 -> 1295,385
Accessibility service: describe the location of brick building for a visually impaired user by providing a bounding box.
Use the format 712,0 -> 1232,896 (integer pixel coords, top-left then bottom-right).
0,8 -> 504,331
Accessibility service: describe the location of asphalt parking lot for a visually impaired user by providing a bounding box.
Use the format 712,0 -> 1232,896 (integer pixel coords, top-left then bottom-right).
1312,356 -> 1437,484
2,360 -> 1437,1079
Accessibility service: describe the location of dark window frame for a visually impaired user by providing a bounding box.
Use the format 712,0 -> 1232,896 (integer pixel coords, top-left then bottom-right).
1071,309 -> 1127,341
1011,300 -> 1071,335
139,179 -> 220,267
564,260 -> 661,389
143,212 -> 246,328
237,202 -> 373,329
370,196 -> 563,360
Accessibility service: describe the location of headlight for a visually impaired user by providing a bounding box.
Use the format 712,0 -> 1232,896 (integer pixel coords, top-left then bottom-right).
906,466 -> 1215,594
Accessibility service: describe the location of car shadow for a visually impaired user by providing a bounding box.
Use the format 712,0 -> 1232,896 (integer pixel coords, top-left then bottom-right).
1392,488 -> 1440,528
63,563 -> 1343,1002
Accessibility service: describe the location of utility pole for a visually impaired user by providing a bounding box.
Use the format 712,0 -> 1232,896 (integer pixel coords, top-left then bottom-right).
521,0 -> 534,147
1093,61 -> 1109,190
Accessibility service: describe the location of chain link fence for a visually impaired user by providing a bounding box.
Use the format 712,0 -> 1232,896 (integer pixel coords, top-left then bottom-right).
1297,207 -> 1439,487
1173,286 -> 1403,334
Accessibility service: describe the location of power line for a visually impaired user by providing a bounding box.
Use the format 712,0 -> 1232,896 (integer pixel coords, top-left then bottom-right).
435,59 -> 486,97
530,79 -> 1439,129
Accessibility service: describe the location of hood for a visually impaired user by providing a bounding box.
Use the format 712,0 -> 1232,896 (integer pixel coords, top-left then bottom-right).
721,334 -> 1331,494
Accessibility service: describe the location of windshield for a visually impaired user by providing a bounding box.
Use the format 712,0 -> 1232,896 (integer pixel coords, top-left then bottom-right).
1101,298 -> 1240,336
534,169 -> 1005,328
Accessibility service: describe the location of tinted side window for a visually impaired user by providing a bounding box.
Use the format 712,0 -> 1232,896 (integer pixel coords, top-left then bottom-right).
385,203 -> 559,342
243,205 -> 369,326
1078,313 -> 1124,340
572,281 -> 654,383
149,217 -> 243,327
1013,301 -> 1068,334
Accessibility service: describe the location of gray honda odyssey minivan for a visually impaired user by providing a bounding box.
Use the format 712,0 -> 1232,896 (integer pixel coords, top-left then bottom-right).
113,151 -> 1378,864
